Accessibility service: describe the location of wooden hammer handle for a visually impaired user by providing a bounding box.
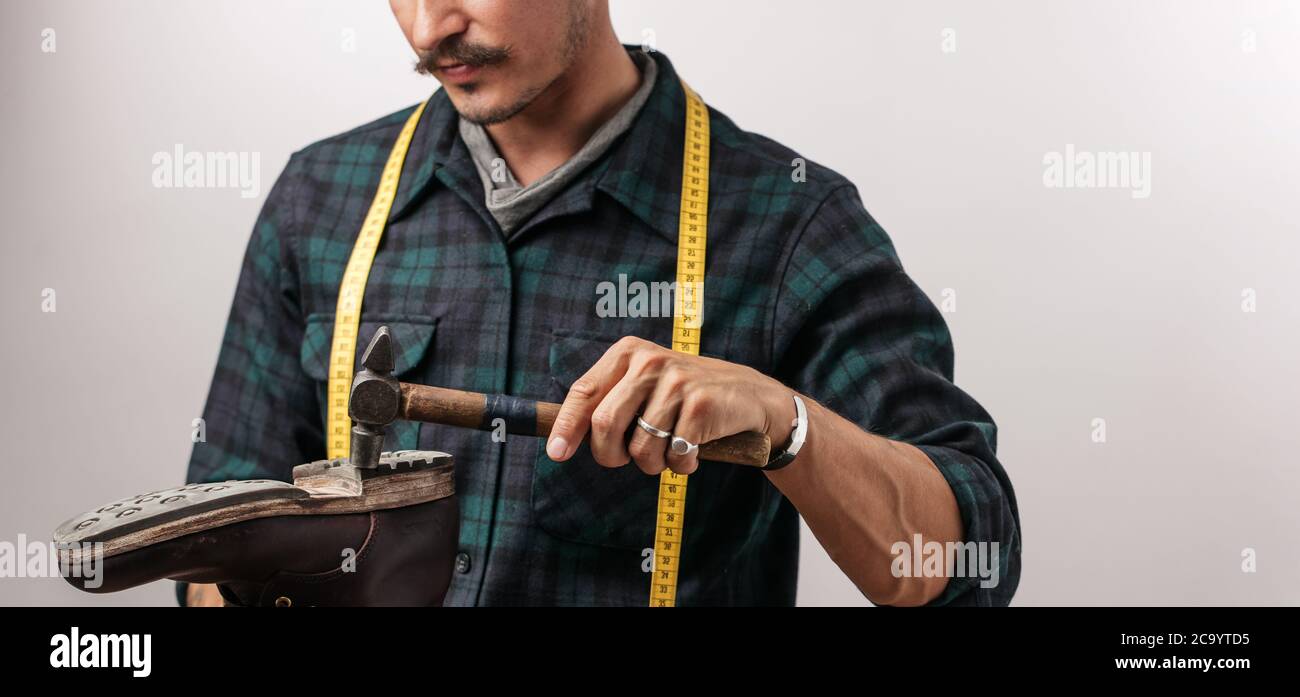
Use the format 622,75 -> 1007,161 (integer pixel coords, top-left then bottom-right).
398,383 -> 772,468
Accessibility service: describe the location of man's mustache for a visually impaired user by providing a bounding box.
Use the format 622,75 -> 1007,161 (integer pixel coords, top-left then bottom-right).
415,38 -> 512,75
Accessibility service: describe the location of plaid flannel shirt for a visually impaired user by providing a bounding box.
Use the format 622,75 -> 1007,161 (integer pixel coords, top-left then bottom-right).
186,49 -> 1021,606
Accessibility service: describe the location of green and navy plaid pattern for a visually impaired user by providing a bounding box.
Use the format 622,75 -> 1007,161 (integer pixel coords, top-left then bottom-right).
187,49 -> 1021,606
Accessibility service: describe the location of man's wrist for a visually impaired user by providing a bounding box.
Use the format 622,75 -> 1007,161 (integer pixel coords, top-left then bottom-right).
764,392 -> 808,470
761,386 -> 797,445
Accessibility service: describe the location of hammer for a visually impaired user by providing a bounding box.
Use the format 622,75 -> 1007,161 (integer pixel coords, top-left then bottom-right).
348,326 -> 773,469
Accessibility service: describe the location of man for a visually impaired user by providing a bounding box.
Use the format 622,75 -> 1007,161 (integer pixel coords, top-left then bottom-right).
185,0 -> 1020,606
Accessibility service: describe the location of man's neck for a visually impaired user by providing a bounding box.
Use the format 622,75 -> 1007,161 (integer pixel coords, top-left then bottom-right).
485,35 -> 640,186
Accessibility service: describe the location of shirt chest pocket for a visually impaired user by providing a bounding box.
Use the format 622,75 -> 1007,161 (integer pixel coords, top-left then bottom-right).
298,314 -> 438,451
530,330 -> 663,551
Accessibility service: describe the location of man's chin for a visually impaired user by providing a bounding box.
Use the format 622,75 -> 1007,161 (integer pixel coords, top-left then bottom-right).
449,89 -> 539,127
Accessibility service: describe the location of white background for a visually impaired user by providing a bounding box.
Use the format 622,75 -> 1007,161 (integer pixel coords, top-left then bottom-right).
2,0 -> 1298,606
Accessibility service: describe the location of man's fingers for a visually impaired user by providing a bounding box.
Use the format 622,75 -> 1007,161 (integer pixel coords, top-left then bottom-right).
627,384 -> 682,475
546,341 -> 634,461
588,374 -> 653,467
665,394 -> 717,475
186,583 -> 225,607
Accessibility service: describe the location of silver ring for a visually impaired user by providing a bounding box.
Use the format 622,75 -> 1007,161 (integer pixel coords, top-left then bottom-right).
636,415 -> 671,439
669,436 -> 698,457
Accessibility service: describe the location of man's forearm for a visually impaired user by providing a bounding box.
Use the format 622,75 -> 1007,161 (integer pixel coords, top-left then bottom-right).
765,398 -> 964,606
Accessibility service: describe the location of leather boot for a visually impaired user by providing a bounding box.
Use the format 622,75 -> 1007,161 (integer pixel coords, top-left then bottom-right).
54,451 -> 458,607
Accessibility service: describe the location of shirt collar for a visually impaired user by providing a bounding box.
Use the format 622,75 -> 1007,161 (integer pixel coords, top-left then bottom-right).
387,92 -> 461,224
593,48 -> 689,243
389,47 -> 690,244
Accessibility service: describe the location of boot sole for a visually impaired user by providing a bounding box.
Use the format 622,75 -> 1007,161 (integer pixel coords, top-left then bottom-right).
54,451 -> 454,563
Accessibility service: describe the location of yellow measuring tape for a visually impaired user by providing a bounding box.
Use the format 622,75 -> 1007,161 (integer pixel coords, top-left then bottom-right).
326,101 -> 428,460
326,84 -> 710,608
651,83 -> 710,608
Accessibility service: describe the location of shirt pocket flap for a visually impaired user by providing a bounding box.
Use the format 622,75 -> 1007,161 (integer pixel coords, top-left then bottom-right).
299,314 -> 437,381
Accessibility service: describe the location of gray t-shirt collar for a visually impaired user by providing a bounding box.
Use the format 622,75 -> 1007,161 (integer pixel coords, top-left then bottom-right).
459,50 -> 658,235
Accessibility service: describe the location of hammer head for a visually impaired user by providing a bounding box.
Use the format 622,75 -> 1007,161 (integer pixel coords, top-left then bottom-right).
348,326 -> 402,469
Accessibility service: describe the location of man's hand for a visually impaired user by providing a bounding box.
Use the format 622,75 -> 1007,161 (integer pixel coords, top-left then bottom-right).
545,336 -> 795,475
186,583 -> 225,607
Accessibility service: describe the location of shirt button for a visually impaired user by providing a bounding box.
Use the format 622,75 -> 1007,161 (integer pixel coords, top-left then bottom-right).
455,552 -> 471,574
